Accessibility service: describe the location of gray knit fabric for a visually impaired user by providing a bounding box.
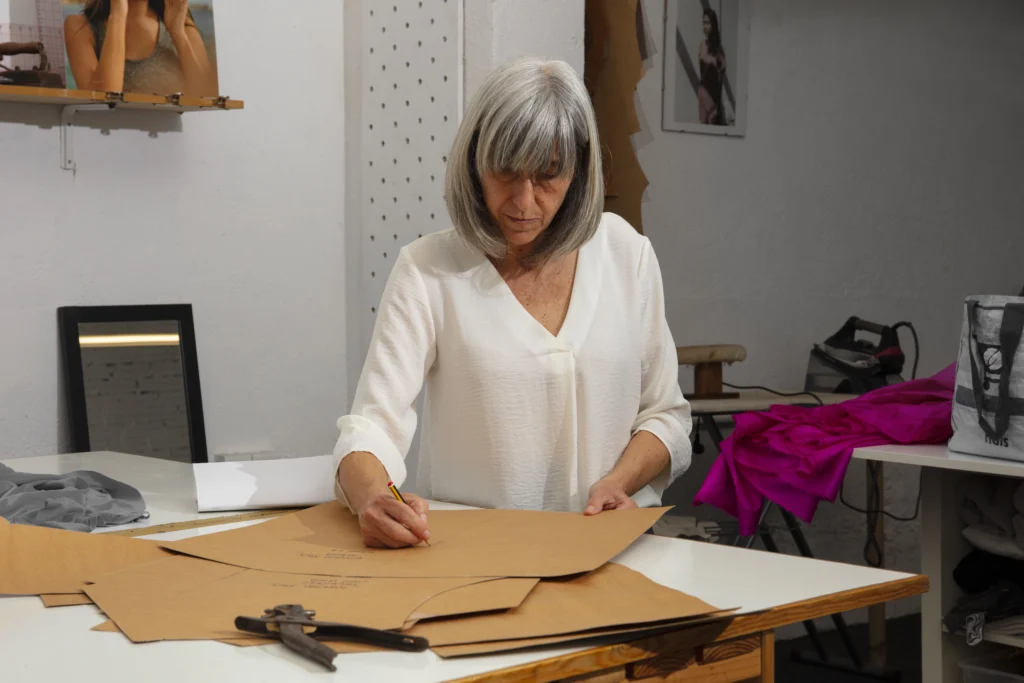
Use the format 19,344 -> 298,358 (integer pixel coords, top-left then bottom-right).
0,463 -> 148,532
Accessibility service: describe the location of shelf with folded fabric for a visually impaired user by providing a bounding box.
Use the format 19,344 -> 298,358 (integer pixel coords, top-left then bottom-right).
0,84 -> 244,111
944,621 -> 1024,650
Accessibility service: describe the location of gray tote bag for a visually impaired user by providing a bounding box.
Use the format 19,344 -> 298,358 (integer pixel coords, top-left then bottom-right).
949,295 -> 1024,461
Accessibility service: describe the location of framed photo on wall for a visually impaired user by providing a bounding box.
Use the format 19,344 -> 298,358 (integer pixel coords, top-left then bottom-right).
662,0 -> 750,136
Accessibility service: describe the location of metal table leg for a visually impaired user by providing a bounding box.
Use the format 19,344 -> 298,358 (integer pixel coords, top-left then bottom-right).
696,414 -> 901,681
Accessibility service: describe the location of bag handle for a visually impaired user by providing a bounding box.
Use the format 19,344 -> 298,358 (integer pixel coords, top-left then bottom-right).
967,302 -> 1024,439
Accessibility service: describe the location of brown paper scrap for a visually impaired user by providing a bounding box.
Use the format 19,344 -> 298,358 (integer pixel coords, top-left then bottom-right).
84,555 -> 504,644
41,593 -> 94,607
163,501 -> 667,578
406,563 -> 723,647
0,518 -> 170,594
431,612 -> 735,658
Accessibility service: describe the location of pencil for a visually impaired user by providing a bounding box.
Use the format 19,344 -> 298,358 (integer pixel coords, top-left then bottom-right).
388,481 -> 430,546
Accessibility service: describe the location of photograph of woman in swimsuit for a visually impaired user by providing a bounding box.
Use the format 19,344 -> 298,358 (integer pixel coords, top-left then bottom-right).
63,0 -> 218,97
662,0 -> 748,136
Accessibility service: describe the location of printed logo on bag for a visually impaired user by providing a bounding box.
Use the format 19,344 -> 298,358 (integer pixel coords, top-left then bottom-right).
985,435 -> 1011,448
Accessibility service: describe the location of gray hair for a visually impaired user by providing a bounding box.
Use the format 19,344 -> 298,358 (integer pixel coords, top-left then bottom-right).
445,57 -> 604,266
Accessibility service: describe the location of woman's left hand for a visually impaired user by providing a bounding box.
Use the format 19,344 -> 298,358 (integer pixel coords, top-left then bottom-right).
584,477 -> 638,515
164,0 -> 189,36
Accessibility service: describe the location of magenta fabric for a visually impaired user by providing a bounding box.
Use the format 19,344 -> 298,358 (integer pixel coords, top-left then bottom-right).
694,364 -> 956,535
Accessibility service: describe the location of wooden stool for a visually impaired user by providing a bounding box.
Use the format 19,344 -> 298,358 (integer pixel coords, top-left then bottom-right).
677,344 -> 748,399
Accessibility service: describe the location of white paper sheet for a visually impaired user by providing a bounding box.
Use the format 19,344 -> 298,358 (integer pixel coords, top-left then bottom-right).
193,456 -> 337,512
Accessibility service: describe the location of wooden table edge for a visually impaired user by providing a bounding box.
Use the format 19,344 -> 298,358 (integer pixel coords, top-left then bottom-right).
445,574 -> 929,683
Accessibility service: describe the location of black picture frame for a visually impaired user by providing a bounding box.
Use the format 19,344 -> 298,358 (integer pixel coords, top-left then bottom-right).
57,304 -> 209,463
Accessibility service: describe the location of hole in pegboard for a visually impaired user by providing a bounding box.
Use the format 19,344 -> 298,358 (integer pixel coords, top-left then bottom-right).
382,214 -> 387,221
393,196 -> 398,202
406,61 -> 410,67
444,36 -> 448,43
383,252 -> 388,258
371,271 -> 376,278
430,96 -> 435,103
443,115 -> 448,122
406,214 -> 410,220
443,75 -> 448,81
382,26 -> 386,32
418,196 -> 423,202
393,233 -> 398,240
369,161 -> 373,167
393,44 -> 397,51
369,85 -> 374,92
370,9 -> 374,15
442,155 -> 447,163
370,235 -> 375,241
393,158 -> 397,165
370,197 -> 375,204
430,213 -> 435,219
371,306 -> 376,313
418,233 -> 423,238
431,57 -> 436,63
418,117 -> 423,123
369,123 -> 373,129
370,47 -> 374,54
431,18 -> 434,24
418,156 -> 422,162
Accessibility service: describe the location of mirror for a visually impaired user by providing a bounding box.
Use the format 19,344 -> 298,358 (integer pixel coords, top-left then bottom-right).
58,305 -> 208,463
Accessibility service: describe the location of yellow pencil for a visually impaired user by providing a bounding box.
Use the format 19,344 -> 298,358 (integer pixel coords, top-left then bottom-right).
388,481 -> 430,546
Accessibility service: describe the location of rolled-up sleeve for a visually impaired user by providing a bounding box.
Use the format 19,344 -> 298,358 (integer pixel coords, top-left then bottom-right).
333,247 -> 436,510
631,239 -> 692,498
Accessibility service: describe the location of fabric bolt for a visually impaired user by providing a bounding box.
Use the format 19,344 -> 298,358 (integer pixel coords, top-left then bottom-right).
333,213 -> 692,513
0,464 -> 148,532
695,364 -> 956,535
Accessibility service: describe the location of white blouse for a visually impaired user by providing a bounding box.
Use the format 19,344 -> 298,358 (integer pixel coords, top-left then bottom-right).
334,213 -> 692,512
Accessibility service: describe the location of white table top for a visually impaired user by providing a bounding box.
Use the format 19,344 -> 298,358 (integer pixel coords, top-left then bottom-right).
854,444 -> 1024,479
689,391 -> 855,416
0,452 -> 920,682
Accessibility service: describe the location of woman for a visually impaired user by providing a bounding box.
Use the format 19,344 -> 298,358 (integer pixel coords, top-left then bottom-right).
64,0 -> 216,97
697,8 -> 726,125
335,58 -> 692,548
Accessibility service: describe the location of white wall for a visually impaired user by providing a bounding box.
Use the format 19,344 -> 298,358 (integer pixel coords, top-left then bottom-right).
464,0 -> 584,105
643,0 -> 1024,628
0,0 -> 348,460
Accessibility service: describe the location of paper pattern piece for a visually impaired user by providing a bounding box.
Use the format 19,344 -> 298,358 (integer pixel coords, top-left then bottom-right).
0,518 -> 170,594
431,614 -> 734,658
84,555 -> 512,643
405,563 -> 723,646
194,456 -> 338,512
165,501 -> 668,578
41,593 -> 93,607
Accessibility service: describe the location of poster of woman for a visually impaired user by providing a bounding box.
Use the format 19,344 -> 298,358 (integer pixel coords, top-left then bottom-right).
62,0 -> 218,97
662,0 -> 749,136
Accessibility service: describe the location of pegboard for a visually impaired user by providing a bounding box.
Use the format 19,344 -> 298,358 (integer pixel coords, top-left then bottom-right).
360,0 -> 460,316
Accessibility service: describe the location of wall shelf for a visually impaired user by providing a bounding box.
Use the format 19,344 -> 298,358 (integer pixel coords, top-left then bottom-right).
0,84 -> 244,111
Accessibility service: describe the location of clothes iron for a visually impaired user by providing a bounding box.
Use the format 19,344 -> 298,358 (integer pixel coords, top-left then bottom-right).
0,41 -> 64,88
805,316 -> 917,395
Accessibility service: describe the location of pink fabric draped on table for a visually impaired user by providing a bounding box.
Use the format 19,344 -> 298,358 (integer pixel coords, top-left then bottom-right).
694,364 -> 957,536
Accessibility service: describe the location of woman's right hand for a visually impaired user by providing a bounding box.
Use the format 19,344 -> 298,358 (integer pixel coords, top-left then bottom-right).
356,490 -> 431,549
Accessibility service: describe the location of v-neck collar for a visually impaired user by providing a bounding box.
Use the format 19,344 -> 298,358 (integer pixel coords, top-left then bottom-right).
476,234 -> 602,354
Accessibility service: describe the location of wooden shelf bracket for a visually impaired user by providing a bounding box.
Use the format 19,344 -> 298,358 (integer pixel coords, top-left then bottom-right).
61,102 -> 115,173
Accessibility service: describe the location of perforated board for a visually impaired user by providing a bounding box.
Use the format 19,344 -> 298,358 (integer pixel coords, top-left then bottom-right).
361,0 -> 460,316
